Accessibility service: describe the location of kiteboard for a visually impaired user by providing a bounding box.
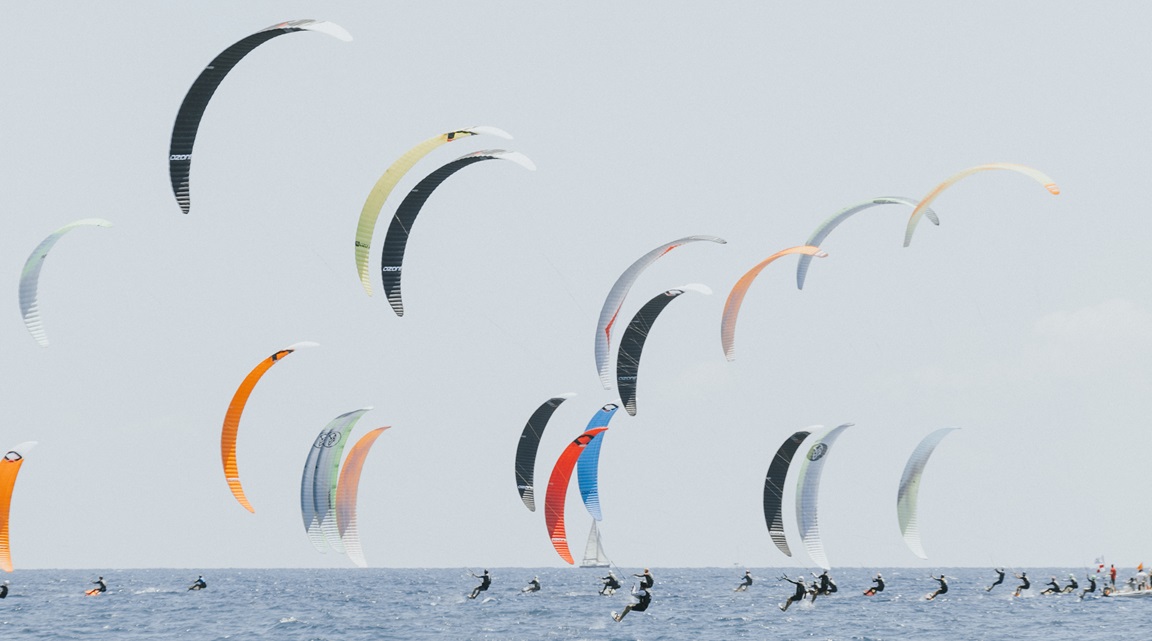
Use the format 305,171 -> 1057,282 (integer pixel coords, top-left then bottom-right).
864,589 -> 877,596
84,589 -> 102,596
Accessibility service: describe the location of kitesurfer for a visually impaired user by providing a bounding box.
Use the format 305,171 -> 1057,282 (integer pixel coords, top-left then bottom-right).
612,583 -> 651,621
734,570 -> 753,592
468,570 -> 491,599
634,569 -> 654,590
986,568 -> 1005,591
810,570 -> 837,601
778,575 -> 807,611
87,576 -> 107,596
1013,572 -> 1030,597
864,573 -> 884,596
188,575 -> 207,591
1080,574 -> 1097,599
1063,574 -> 1078,593
0,580 -> 8,599
600,572 -> 621,595
1041,576 -> 1062,595
926,575 -> 948,600
522,576 -> 540,593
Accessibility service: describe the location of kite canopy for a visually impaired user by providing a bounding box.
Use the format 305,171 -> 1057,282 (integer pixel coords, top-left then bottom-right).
897,428 -> 958,559
576,403 -> 621,521
544,427 -> 609,564
355,126 -> 512,295
168,19 -> 352,214
514,393 -> 575,512
0,442 -> 36,573
301,408 -> 372,553
594,236 -> 726,389
616,284 -> 711,416
19,218 -> 112,347
763,430 -> 812,557
720,245 -> 826,362
795,423 -> 852,570
221,342 -> 318,512
796,197 -> 936,290
336,426 -> 391,568
379,149 -> 536,316
903,163 -> 1059,246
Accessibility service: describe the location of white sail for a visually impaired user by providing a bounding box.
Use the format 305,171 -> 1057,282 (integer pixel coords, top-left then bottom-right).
795,423 -> 853,570
580,521 -> 611,568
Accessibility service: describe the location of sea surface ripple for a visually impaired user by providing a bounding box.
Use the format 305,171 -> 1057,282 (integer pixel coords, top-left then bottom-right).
0,567 -> 1141,640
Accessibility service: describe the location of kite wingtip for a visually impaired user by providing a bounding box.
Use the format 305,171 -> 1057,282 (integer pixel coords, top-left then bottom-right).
500,151 -> 537,171
8,441 -> 38,455
306,20 -> 354,42
676,283 -> 712,296
468,125 -> 513,140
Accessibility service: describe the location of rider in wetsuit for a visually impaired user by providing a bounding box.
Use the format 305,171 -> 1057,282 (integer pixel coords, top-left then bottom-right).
613,583 -> 651,621
0,580 -> 8,599
1042,576 -> 1062,595
468,570 -> 491,599
986,568 -> 1005,591
1013,572 -> 1030,597
1062,574 -> 1078,593
600,572 -> 621,595
779,575 -> 807,611
927,575 -> 948,600
522,576 -> 540,593
810,570 -> 837,602
864,573 -> 885,596
634,569 -> 654,590
735,571 -> 753,592
1080,574 -> 1097,599
188,576 -> 207,591
92,577 -> 107,593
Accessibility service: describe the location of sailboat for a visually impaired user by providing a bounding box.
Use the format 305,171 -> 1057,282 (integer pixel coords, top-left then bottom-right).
580,521 -> 611,568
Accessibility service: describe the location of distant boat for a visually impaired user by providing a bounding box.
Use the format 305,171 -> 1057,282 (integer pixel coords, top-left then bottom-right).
580,521 -> 611,568
1103,586 -> 1152,597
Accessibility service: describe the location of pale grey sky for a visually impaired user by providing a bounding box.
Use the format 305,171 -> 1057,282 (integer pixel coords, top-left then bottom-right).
2,2 -> 1150,570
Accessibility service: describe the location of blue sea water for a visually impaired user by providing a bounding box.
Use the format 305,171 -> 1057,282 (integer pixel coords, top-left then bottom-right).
0,567 -> 1142,640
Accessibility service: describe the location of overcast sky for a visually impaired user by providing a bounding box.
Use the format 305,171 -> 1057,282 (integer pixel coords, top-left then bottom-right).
3,2 -> 1151,571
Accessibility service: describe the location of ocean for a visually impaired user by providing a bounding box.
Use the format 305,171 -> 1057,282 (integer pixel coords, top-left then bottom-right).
0,567 -> 1140,640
